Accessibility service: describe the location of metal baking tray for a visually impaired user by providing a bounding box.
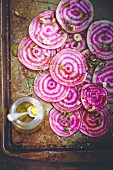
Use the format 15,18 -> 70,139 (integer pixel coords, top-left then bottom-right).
1,0 -> 113,162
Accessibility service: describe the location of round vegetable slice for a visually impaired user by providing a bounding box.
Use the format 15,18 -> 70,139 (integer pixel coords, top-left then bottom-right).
79,107 -> 110,137
34,73 -> 70,102
81,83 -> 108,112
56,0 -> 94,33
29,10 -> 67,49
52,86 -> 82,112
50,48 -> 88,86
18,36 -> 56,70
57,32 -> 87,52
49,108 -> 80,137
87,20 -> 113,60
92,61 -> 113,103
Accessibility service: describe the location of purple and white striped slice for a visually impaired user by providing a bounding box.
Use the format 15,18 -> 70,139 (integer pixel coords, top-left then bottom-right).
81,83 -> 108,112
57,31 -> 87,53
50,48 -> 87,87
56,0 -> 94,33
92,61 -> 113,103
18,36 -> 56,70
49,108 -> 80,137
87,20 -> 113,60
80,107 -> 110,137
34,73 -> 70,102
29,10 -> 67,49
52,86 -> 82,112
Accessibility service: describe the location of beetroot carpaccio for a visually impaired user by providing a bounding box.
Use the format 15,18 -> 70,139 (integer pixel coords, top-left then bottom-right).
49,108 -> 80,137
17,0 -> 113,138
87,20 -> 113,60
50,48 -> 88,86
92,61 -> 113,103
18,36 -> 56,70
81,83 -> 108,112
79,107 -> 110,137
56,0 -> 94,33
29,10 -> 67,49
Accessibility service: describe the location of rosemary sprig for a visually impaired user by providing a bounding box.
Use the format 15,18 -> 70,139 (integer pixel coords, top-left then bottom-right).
64,127 -> 70,133
27,82 -> 33,88
100,43 -> 109,50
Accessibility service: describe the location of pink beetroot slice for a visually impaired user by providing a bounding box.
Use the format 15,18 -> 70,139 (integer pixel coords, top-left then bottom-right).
18,36 -> 56,70
57,31 -> 87,53
52,86 -> 82,112
29,10 -> 67,49
56,0 -> 94,33
50,48 -> 88,86
92,61 -> 113,103
34,73 -> 70,102
81,83 -> 108,112
49,108 -> 80,137
79,107 -> 110,137
87,20 -> 113,60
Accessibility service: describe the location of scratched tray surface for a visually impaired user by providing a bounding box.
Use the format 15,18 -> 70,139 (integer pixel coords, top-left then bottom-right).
9,0 -> 113,151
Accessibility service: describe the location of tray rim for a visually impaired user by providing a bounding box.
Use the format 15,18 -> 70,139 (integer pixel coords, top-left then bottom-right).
1,0 -> 113,162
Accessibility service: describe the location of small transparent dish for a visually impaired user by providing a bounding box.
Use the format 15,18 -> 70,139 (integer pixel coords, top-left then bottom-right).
8,97 -> 44,133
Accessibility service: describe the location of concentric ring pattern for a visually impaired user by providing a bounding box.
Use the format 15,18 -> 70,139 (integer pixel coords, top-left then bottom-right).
34,73 -> 70,102
29,10 -> 67,49
18,36 -> 56,70
50,48 -> 87,86
87,20 -> 113,60
56,0 -> 94,33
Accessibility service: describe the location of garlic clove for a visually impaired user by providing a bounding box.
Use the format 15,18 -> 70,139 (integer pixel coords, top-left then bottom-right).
74,33 -> 82,42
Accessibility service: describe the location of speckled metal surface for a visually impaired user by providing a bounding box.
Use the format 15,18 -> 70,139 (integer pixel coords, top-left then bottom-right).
1,0 -> 113,162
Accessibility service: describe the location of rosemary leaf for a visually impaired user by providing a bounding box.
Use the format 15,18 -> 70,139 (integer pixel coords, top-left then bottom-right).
64,127 -> 70,133
30,74 -> 36,79
27,82 -> 33,88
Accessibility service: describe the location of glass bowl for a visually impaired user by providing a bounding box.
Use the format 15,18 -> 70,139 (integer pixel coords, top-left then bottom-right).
8,97 -> 44,133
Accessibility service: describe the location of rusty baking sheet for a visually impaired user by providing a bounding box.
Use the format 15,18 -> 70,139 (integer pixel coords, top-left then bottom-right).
1,0 -> 113,162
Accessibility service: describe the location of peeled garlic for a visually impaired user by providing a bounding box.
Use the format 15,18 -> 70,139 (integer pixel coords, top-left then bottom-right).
74,34 -> 82,42
70,25 -> 76,32
39,18 -> 46,24
43,39 -> 50,44
44,53 -> 50,57
60,65 -> 65,70
88,105 -> 95,112
110,43 -> 113,51
103,82 -> 107,88
52,18 -> 56,24
76,100 -> 81,105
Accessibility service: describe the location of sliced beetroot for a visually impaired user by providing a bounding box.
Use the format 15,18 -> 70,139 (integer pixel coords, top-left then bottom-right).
49,108 -> 80,137
34,73 -> 70,102
87,20 -> 113,60
81,83 -> 108,112
92,61 -> 113,103
57,32 -> 87,53
50,48 -> 87,87
56,0 -> 94,33
52,86 -> 82,112
79,107 -> 110,137
29,10 -> 67,49
18,36 -> 56,70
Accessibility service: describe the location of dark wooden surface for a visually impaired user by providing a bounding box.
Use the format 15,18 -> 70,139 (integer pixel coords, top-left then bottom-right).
0,148 -> 113,170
